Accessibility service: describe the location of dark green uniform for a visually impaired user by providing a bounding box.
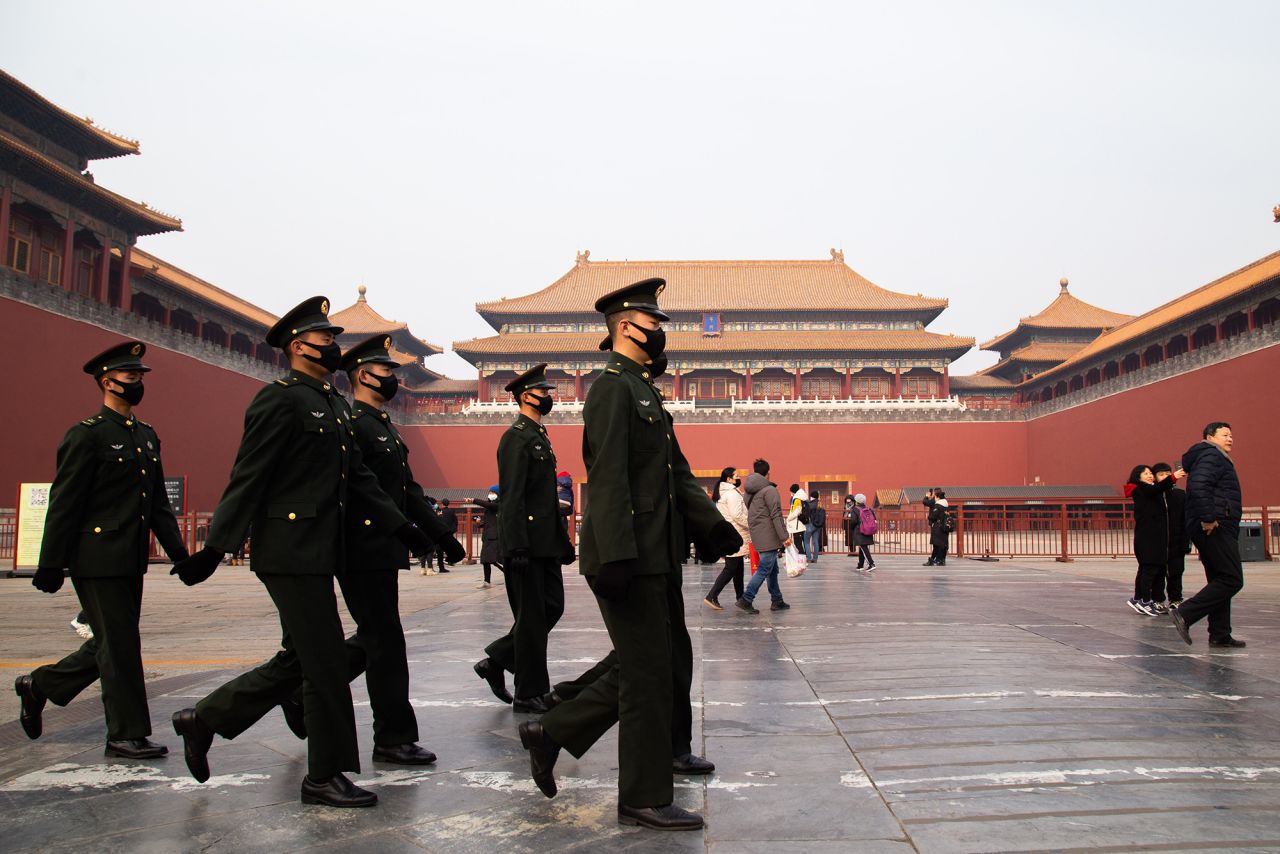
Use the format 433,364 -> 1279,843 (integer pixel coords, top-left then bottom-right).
194,370 -> 409,779
484,413 -> 572,699
31,406 -> 186,740
334,399 -> 449,747
540,351 -> 721,807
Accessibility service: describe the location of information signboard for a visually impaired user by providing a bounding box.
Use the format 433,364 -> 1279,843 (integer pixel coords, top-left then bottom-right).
165,477 -> 187,515
15,482 -> 52,571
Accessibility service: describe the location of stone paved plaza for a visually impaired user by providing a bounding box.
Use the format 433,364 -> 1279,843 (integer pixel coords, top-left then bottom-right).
1,554 -> 1278,853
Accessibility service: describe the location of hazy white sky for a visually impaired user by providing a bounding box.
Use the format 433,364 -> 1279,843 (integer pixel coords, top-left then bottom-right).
8,1 -> 1278,377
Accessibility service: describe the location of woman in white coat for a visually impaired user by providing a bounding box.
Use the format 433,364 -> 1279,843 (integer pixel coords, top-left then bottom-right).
704,467 -> 752,610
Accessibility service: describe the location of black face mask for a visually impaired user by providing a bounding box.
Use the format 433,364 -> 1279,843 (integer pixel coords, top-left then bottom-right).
525,392 -> 554,415
108,379 -> 145,406
360,372 -> 399,401
626,322 -> 666,362
649,353 -> 669,378
733,478 -> 742,488
299,340 -> 342,373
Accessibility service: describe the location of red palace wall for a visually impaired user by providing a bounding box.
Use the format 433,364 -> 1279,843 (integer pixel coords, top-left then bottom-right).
0,300 -> 263,511
1026,344 -> 1280,506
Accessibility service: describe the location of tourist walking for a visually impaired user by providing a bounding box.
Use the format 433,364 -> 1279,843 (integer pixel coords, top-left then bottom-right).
1152,462 -> 1189,608
842,495 -> 857,555
1123,464 -> 1181,616
17,341 -> 188,760
923,489 -> 950,566
705,467 -> 751,609
786,484 -> 806,548
737,459 -> 791,613
1171,422 -> 1246,648
851,493 -> 877,571
473,485 -> 502,587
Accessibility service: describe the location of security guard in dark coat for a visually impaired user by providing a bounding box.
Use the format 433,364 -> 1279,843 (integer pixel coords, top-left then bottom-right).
475,364 -> 574,713
323,334 -> 465,765
16,341 -> 188,759
517,281 -> 742,831
168,298 -> 434,809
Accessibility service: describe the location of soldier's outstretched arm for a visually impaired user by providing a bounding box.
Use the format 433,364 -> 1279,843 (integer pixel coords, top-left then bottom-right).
346,430 -> 410,534
37,427 -> 96,569
405,469 -> 449,542
205,389 -> 297,553
147,433 -> 189,561
670,429 -> 724,540
582,380 -> 638,564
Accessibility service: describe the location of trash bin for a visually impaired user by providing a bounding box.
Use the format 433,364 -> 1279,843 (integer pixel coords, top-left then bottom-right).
1239,522 -> 1265,562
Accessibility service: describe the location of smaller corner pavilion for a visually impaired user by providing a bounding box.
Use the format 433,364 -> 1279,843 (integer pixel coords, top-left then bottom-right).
454,249 -> 975,404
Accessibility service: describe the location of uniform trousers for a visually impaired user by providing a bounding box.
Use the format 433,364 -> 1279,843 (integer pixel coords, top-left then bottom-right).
540,570 -> 693,806
484,558 -> 564,699
1180,529 -> 1245,641
32,575 -> 149,740
337,569 -> 418,746
196,573 -> 358,779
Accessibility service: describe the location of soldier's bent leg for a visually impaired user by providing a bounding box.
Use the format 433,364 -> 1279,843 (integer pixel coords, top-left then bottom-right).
338,570 -> 418,746
541,659 -> 620,758
483,565 -> 522,674
552,650 -> 617,702
512,558 -> 554,698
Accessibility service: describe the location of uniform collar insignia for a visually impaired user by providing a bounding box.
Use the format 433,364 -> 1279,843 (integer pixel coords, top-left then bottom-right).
111,443 -> 124,450
311,410 -> 326,418
534,443 -> 543,450
146,440 -> 153,449
377,435 -> 389,441
638,398 -> 651,406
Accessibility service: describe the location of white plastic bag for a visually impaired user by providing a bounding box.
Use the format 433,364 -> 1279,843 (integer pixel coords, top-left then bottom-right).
783,544 -> 807,577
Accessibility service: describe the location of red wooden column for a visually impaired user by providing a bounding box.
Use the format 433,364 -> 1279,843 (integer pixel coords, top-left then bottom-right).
61,219 -> 76,290
194,316 -> 204,341
893,366 -> 902,398
744,367 -> 752,400
1248,308 -> 1257,331
0,186 -> 10,251
477,372 -> 487,402
162,304 -> 171,326
574,369 -> 583,400
793,368 -> 801,398
941,366 -> 950,397
94,238 -> 112,303
118,244 -> 133,311
672,368 -> 681,400
842,367 -> 852,398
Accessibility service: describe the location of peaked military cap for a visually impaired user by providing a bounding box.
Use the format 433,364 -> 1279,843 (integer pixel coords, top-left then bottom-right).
83,340 -> 151,376
265,295 -> 344,348
504,363 -> 556,394
595,277 -> 669,350
340,334 -> 398,374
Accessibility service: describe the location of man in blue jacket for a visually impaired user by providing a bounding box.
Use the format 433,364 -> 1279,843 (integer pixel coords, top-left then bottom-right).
1171,422 -> 1246,648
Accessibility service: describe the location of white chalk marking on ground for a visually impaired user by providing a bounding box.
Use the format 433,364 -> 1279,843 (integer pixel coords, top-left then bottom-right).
1210,694 -> 1262,701
355,768 -> 439,787
1034,690 -> 1169,699
0,763 -> 269,793
353,698 -> 504,709
1095,653 -> 1247,659
878,765 -> 1280,791
786,691 -> 1026,706
456,770 -> 613,794
548,658 -> 606,664
841,771 -> 876,789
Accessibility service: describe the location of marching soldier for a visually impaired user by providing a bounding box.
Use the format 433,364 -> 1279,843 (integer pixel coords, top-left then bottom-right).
474,364 -> 574,713
517,280 -> 741,831
15,341 -> 188,759
168,297 -> 434,809
321,334 -> 466,764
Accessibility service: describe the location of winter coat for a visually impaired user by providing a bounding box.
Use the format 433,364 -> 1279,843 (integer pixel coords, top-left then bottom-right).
556,472 -> 575,516
473,495 -> 503,564
785,492 -> 805,535
745,473 -> 788,552
1166,486 -> 1189,553
1182,441 -> 1243,537
925,497 -> 950,547
1124,476 -> 1176,564
715,485 -> 752,558
852,503 -> 876,546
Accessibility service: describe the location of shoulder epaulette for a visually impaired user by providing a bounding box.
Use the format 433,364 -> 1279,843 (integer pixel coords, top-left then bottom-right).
274,379 -> 290,386
137,419 -> 152,428
80,414 -> 106,427
513,421 -> 526,430
605,367 -> 621,375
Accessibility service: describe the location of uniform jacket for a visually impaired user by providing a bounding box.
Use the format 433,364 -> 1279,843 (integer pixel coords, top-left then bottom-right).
343,401 -> 449,571
744,473 -> 788,552
1182,441 -> 1243,536
205,371 -> 409,575
497,414 -> 572,560
715,485 -> 751,558
38,405 -> 186,577
578,353 -> 723,576
474,495 -> 503,564
1124,476 -> 1177,564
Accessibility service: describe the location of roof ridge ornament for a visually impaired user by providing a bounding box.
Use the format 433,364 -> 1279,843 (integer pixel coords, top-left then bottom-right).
830,248 -> 844,263
576,249 -> 591,266
358,284 -> 367,302
1059,277 -> 1069,294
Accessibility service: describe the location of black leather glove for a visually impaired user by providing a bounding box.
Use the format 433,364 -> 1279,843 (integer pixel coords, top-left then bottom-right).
707,520 -> 744,560
170,547 -> 223,586
439,534 -> 467,565
593,559 -> 637,601
560,546 -> 576,566
506,550 -> 530,574
396,523 -> 433,558
32,565 -> 65,594
168,546 -> 191,564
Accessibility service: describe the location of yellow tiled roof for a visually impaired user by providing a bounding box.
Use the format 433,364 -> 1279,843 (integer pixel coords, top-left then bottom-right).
329,286 -> 443,356
454,329 -> 974,359
128,248 -> 276,328
950,374 -> 1016,389
476,253 -> 948,326
0,69 -> 139,159
1024,250 -> 1280,385
982,282 -> 1132,351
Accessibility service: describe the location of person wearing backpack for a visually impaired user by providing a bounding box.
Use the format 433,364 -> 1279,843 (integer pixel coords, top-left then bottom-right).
851,493 -> 877,571
923,489 -> 951,566
802,490 -> 824,563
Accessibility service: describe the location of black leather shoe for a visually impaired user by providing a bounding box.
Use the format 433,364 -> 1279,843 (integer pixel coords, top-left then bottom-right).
280,698 -> 307,739
105,738 -> 168,759
474,658 -> 513,704
672,753 -> 715,775
617,803 -> 704,830
922,561 -> 936,566
518,721 -> 560,798
513,695 -> 551,714
734,598 -> 758,615
15,675 -> 45,740
373,742 -> 437,764
1170,608 -> 1193,645
300,772 -> 377,808
172,708 -> 214,783
1209,637 -> 1246,648
540,690 -> 563,710
771,600 -> 791,611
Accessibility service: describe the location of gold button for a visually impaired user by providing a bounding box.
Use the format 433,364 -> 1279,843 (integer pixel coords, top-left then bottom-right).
364,519 -> 372,526
136,447 -> 142,453
125,421 -> 133,426
141,469 -> 146,475
118,457 -> 123,462
142,492 -> 147,498
319,427 -> 324,433
528,515 -> 534,521
323,384 -> 331,391
288,512 -> 297,520
341,445 -> 346,451
93,526 -> 102,533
